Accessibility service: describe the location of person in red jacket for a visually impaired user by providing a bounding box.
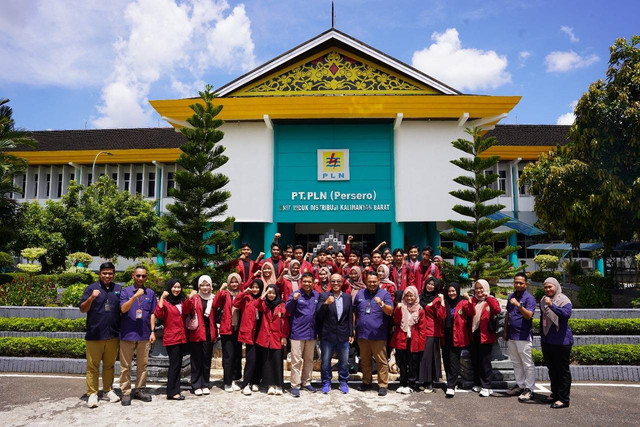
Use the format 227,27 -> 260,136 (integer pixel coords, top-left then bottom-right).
188,274 -> 219,396
470,279 -> 502,397
409,247 -> 441,293
418,277 -> 446,393
389,248 -> 410,291
314,266 -> 331,293
281,260 -> 301,302
212,273 -> 243,392
235,243 -> 264,291
391,286 -> 427,394
376,264 -> 396,302
345,266 -> 366,301
256,284 -> 289,396
234,278 -> 264,395
291,245 -> 313,274
154,278 -> 194,400
442,282 -> 475,398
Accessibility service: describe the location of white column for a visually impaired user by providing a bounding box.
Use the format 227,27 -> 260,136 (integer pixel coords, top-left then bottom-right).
142,163 -> 147,197
23,166 -> 31,201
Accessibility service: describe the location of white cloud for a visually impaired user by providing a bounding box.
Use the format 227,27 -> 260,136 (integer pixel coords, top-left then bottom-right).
518,51 -> 531,67
411,28 -> 511,92
545,50 -> 599,72
556,100 -> 578,125
93,0 -> 256,129
560,26 -> 579,43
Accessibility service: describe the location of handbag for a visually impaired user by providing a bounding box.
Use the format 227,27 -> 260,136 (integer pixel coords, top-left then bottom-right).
488,310 -> 504,335
187,313 -> 199,330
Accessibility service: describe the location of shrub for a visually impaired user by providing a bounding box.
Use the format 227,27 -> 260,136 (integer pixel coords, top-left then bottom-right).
574,273 -> 615,289
0,276 -> 57,306
17,263 -> 42,274
632,297 -> 640,308
67,252 -> 93,267
0,317 -> 85,332
533,254 -> 560,271
563,260 -> 584,279
490,286 -> 514,299
0,252 -> 14,270
532,287 -> 545,301
0,337 -> 85,358
533,344 -> 640,366
61,283 -> 88,307
0,273 -> 13,285
531,270 -> 562,283
532,318 -> 640,335
578,283 -> 613,308
120,261 -> 167,296
55,271 -> 97,288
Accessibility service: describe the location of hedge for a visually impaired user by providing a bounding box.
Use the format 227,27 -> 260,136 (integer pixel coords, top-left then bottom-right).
0,317 -> 85,332
533,344 -> 640,366
0,337 -> 85,358
532,318 -> 640,335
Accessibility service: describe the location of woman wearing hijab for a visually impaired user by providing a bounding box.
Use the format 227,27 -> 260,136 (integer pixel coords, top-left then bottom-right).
376,264 -> 397,303
314,266 -> 331,294
234,278 -> 264,395
540,277 -> 573,409
346,266 -> 366,301
391,286 -> 426,394
155,278 -> 194,400
212,272 -> 243,392
256,284 -> 289,396
418,277 -> 446,393
281,259 -> 301,302
470,279 -> 502,397
442,282 -> 474,398
188,275 -> 218,396
361,254 -> 372,272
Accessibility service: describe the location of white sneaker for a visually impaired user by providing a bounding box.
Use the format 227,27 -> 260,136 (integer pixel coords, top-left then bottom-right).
202,387 -> 210,395
105,390 -> 120,403
275,387 -> 283,395
194,388 -> 203,396
472,385 -> 481,393
251,384 -> 259,392
232,382 -> 242,391
87,393 -> 99,408
267,386 -> 276,395
396,386 -> 404,394
479,388 -> 491,397
224,385 -> 233,393
445,388 -> 455,398
242,385 -> 252,396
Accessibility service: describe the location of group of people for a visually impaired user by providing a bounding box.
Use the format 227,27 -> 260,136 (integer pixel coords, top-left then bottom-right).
80,238 -> 574,410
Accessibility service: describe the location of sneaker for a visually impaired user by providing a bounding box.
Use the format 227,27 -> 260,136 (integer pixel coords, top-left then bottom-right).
194,389 -> 203,396
121,394 -> 131,406
275,387 -> 283,396
224,385 -> 233,393
479,388 -> 491,397
472,386 -> 482,393
321,383 -> 331,394
359,383 -> 372,392
507,385 -> 523,396
445,388 -> 455,398
378,387 -> 388,396
132,390 -> 152,402
423,384 -> 434,394
304,384 -> 316,393
242,385 -> 252,396
87,393 -> 99,408
202,387 -> 210,395
105,390 -> 120,403
340,383 -> 349,394
232,382 -> 242,391
518,388 -> 533,401
251,384 -> 259,392
268,386 -> 276,395
291,387 -> 300,398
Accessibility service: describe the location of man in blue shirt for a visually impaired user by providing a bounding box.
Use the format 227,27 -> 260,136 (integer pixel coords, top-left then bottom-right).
285,272 -> 319,397
503,271 -> 536,401
353,271 -> 394,396
79,262 -> 122,408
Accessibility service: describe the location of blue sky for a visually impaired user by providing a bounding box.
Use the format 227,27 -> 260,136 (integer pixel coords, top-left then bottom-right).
1,0 -> 637,130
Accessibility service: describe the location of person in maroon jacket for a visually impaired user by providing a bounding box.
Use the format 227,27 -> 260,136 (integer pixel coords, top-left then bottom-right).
314,266 -> 331,293
442,282 -> 475,398
188,274 -> 219,396
256,284 -> 289,396
470,279 -> 502,397
280,260 -> 301,302
409,246 -> 441,293
291,245 -> 313,274
376,264 -> 396,303
391,286 -> 427,394
260,241 -> 286,277
418,277 -> 446,393
235,243 -> 264,291
212,273 -> 243,392
234,278 -> 264,395
389,248 -> 410,291
154,278 -> 194,400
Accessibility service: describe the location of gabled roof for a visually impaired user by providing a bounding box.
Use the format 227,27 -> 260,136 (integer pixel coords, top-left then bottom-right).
487,125 -> 571,146
216,28 -> 461,97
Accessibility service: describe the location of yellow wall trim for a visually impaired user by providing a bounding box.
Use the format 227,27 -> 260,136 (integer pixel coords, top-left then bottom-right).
4,148 -> 181,165
480,145 -> 555,160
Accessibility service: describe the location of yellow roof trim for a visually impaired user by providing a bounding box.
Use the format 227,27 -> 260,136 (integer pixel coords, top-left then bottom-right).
150,95 -> 521,123
480,145 -> 554,160
5,148 -> 182,165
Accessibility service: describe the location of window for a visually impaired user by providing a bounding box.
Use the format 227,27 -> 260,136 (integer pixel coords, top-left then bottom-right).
33,174 -> 38,197
136,172 -> 143,194
46,174 -> 51,197
18,174 -> 26,198
518,169 -> 529,196
148,172 -> 155,197
167,172 -> 175,192
124,172 -> 130,192
56,173 -> 63,198
70,173 -> 75,182
498,170 -> 507,192
112,172 -> 118,183
87,173 -> 93,186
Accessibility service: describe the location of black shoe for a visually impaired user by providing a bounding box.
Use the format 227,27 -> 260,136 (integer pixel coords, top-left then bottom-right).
121,394 -> 131,406
551,401 -> 570,409
167,394 -> 185,400
359,383 -> 372,392
133,390 -> 152,402
378,387 -> 388,396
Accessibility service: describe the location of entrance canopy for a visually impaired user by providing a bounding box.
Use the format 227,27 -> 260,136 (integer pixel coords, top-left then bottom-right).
527,243 -> 603,251
486,212 -> 546,236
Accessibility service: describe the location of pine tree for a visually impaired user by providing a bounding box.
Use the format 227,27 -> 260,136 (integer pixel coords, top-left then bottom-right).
160,85 -> 238,287
440,126 -> 520,284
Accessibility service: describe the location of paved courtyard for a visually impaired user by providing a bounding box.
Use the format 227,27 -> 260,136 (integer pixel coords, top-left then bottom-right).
1,374 -> 639,426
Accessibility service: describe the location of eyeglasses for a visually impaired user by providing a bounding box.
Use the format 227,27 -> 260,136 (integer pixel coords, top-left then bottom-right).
135,274 -> 147,278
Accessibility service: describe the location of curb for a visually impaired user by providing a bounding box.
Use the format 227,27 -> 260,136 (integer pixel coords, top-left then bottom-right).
534,365 -> 640,382
532,335 -> 640,350
0,331 -> 85,339
571,309 -> 640,319
0,306 -> 85,319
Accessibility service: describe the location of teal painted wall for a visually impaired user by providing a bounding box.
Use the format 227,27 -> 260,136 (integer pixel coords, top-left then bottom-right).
233,222 -> 264,252
273,123 -> 395,223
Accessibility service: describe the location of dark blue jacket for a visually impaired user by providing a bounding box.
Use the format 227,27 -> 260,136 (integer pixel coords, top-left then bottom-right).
316,291 -> 354,343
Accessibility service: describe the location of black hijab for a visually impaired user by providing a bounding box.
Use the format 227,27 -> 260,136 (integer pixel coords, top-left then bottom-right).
251,279 -> 264,299
444,282 -> 462,328
264,284 -> 282,312
420,277 -> 440,307
165,278 -> 185,306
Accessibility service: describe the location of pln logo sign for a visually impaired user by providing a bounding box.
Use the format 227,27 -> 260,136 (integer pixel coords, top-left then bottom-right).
317,149 -> 350,181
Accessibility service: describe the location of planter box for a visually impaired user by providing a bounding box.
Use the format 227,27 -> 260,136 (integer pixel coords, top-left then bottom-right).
532,335 -> 640,350
535,365 -> 640,382
0,331 -> 85,339
571,309 -> 640,319
0,306 -> 85,319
